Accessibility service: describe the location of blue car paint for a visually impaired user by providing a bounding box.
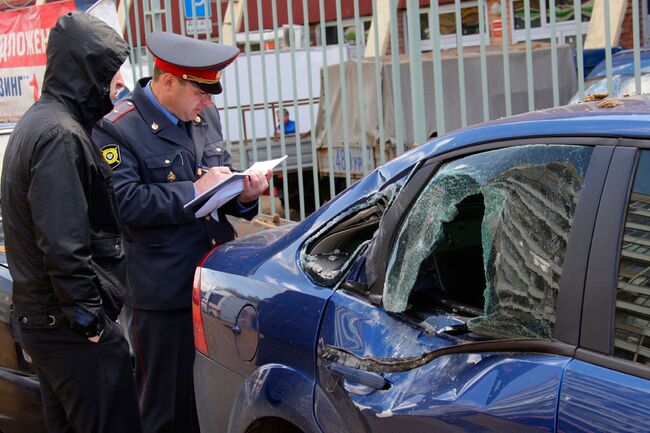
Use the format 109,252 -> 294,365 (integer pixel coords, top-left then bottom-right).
194,353 -> 320,433
587,48 -> 650,79
315,291 -> 569,433
196,266 -> 332,432
580,47 -> 625,78
558,360 -> 650,432
208,105 -> 650,280
227,363 -> 321,433
197,97 -> 650,433
199,269 -> 330,375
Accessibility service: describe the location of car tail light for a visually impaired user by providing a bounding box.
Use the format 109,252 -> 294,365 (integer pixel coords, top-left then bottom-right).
192,266 -> 209,356
193,248 -> 217,356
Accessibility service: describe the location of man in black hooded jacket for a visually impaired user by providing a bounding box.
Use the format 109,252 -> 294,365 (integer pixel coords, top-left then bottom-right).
1,12 -> 142,433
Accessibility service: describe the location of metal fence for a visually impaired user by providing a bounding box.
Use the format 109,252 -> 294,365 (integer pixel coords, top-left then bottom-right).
121,0 -> 646,221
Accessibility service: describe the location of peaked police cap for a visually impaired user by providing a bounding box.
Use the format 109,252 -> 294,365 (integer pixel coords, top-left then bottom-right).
147,31 -> 239,94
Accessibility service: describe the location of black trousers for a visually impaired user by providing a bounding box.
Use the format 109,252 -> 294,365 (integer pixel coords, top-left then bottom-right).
18,317 -> 142,433
126,306 -> 200,433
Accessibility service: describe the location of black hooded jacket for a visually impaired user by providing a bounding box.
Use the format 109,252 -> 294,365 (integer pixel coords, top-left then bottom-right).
1,13 -> 129,333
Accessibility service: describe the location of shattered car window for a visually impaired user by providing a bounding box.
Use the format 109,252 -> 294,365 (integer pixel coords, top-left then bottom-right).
301,183 -> 401,286
384,145 -> 593,339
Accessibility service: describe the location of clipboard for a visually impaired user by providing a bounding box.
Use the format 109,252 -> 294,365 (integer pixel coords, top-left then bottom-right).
184,155 -> 287,218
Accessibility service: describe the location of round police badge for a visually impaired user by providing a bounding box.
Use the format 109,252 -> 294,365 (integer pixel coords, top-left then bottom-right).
100,144 -> 121,169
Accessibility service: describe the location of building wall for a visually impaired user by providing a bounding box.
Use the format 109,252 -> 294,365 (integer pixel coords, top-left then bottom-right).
0,0 -> 644,51
619,0 -> 641,48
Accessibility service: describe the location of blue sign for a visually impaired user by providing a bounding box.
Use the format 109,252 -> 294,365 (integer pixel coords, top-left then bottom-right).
184,0 -> 210,18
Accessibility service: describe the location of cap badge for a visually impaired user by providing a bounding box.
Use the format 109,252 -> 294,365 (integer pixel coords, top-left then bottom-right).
167,170 -> 176,183
100,144 -> 121,169
151,122 -> 159,131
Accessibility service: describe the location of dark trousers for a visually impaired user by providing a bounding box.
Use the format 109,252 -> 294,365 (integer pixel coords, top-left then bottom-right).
18,318 -> 142,433
126,306 -> 200,433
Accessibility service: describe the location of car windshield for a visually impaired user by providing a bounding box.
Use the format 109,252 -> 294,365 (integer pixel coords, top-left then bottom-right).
569,74 -> 650,103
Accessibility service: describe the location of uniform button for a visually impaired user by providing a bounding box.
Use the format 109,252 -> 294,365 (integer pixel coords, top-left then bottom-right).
205,215 -> 211,221
164,159 -> 170,164
115,244 -> 120,250
211,239 -> 216,246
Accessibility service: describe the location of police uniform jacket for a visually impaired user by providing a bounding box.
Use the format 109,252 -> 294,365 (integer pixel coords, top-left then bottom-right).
92,77 -> 257,310
1,13 -> 130,330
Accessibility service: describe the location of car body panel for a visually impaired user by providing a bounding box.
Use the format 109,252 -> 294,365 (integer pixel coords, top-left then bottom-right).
587,48 -> 650,79
208,98 -> 650,283
570,49 -> 650,103
194,354 -> 243,433
225,362 -> 320,433
199,269 -> 329,376
196,266 -> 331,432
196,97 -> 650,433
209,104 -> 650,281
0,123 -> 45,433
314,279 -> 570,433
0,367 -> 42,433
558,360 -> 650,432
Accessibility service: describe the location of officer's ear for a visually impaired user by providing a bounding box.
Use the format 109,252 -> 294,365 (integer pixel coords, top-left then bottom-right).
159,72 -> 179,92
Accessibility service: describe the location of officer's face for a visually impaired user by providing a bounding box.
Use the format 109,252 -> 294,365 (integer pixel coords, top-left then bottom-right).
170,78 -> 213,122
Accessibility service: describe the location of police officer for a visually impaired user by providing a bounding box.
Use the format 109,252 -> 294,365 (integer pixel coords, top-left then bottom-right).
1,12 -> 142,433
92,32 -> 269,433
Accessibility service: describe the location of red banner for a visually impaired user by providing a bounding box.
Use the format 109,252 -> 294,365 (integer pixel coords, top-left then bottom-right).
0,1 -> 75,68
0,1 -> 75,120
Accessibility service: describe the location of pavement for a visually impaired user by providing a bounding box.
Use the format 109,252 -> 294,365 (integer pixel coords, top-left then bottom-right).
228,213 -> 294,238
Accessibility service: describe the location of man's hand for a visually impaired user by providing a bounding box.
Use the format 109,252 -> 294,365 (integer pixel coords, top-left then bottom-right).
88,329 -> 104,343
194,166 -> 232,195
238,170 -> 271,204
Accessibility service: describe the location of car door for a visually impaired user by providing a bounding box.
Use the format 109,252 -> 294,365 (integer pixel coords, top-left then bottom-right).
0,123 -> 46,433
557,146 -> 650,432
313,141 -> 615,433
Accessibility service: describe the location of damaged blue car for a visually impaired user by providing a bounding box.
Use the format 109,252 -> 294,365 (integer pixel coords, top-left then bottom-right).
193,96 -> 650,433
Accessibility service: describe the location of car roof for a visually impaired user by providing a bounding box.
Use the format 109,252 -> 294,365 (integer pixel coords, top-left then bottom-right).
377,95 -> 650,179
588,48 -> 650,78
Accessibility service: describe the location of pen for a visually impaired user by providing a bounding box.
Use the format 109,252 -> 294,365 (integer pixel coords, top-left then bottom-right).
196,163 -> 209,176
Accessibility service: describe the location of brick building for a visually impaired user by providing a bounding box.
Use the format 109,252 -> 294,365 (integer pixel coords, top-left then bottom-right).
1,0 -> 643,51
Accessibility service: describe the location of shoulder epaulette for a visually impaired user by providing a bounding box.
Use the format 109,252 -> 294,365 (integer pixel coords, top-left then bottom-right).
104,100 -> 136,123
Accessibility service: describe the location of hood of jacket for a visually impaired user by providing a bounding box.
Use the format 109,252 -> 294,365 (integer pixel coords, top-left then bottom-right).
42,12 -> 129,131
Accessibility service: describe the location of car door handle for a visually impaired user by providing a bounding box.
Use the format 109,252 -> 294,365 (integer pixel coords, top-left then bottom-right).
326,362 -> 389,390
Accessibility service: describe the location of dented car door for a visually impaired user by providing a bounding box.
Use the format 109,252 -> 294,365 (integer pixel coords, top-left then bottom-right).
314,142 -> 613,433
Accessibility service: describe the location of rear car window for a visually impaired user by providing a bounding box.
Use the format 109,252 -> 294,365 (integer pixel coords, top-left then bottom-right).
384,144 -> 593,339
